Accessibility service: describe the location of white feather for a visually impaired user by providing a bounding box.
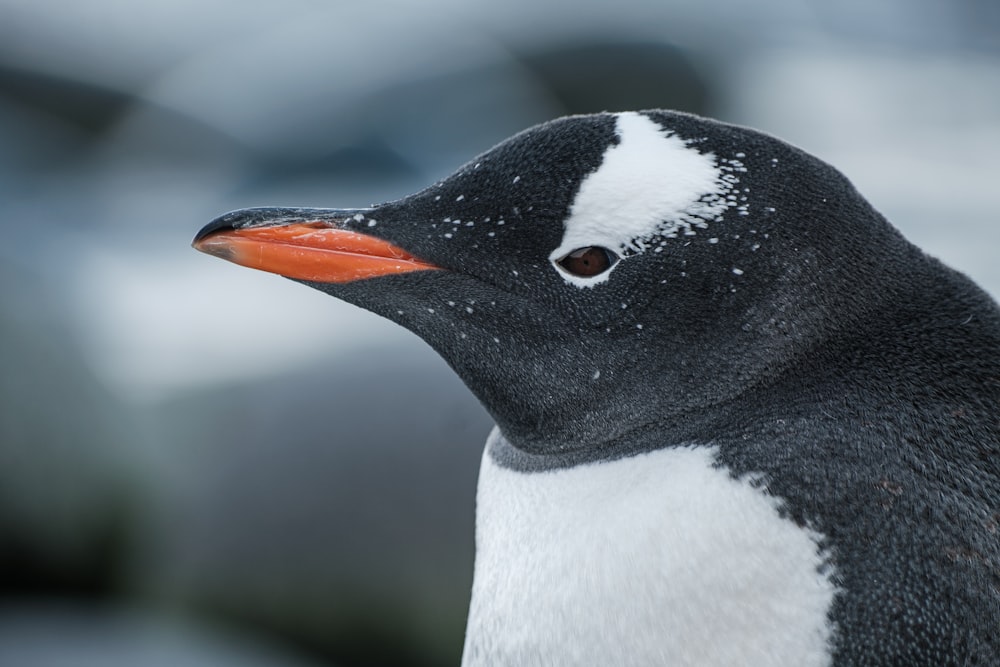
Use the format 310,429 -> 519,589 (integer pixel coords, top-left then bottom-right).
550,112 -> 733,287
462,428 -> 836,667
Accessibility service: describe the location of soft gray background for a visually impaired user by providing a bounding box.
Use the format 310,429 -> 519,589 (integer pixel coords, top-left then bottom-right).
1,1 -> 998,665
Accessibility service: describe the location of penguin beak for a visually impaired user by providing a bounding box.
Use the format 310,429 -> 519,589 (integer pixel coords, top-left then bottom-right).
193,207 -> 440,283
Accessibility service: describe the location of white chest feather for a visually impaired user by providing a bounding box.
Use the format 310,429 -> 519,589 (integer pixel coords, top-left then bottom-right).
462,429 -> 836,667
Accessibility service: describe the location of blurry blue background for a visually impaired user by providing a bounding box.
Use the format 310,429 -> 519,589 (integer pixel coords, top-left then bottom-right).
1,1 -> 998,665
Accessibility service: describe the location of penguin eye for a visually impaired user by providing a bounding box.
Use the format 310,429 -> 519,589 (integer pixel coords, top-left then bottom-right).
556,246 -> 619,277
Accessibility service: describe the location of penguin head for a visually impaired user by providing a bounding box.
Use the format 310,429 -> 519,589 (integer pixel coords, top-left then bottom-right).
195,110 -> 909,461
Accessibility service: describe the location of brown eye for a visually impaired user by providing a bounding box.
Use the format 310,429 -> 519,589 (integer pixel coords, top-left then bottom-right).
556,246 -> 619,277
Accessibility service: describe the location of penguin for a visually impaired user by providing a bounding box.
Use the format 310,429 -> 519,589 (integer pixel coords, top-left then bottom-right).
194,110 -> 1000,666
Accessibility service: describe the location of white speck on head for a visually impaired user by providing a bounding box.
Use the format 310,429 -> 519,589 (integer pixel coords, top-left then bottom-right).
466,221 -> 475,226
592,369 -> 601,380
512,176 -> 521,184
512,270 -> 518,276
460,332 -> 467,339
752,244 -> 761,251
396,310 -> 404,315
497,220 -> 505,225
732,267 -> 744,276
435,195 -> 441,201
465,306 -> 474,314
709,237 -> 719,244
447,301 -> 456,307
444,217 -> 451,222
444,233 -> 453,239
426,308 -> 435,314
457,195 -> 465,201
353,213 -> 365,222
550,113 -> 736,288
367,219 -> 377,227
636,323 -> 643,329
464,434 -> 837,667
487,232 -> 495,237
492,337 -> 500,344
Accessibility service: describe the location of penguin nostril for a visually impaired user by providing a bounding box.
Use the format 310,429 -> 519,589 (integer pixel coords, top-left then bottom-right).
556,247 -> 619,277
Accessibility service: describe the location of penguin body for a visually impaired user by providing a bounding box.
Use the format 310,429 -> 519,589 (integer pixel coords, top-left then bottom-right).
195,110 -> 1000,665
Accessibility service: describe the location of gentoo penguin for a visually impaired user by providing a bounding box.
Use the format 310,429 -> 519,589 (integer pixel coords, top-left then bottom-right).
194,110 -> 1000,666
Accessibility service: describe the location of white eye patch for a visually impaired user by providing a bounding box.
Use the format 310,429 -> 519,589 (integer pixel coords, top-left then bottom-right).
550,112 -> 736,287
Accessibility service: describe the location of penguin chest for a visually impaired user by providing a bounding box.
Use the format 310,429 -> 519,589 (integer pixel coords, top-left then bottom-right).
462,430 -> 836,667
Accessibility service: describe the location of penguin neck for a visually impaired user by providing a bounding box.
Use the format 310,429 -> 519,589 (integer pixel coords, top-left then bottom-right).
475,326 -> 824,471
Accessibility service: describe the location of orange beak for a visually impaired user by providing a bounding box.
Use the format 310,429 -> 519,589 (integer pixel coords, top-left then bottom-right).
193,221 -> 440,283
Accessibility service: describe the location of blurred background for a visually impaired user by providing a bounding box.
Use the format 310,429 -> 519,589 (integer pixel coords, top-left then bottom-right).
1,0 -> 998,665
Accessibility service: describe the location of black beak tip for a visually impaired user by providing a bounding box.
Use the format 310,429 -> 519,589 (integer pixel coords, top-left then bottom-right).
193,207 -> 286,244
193,211 -> 242,245
193,207 -> 356,246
